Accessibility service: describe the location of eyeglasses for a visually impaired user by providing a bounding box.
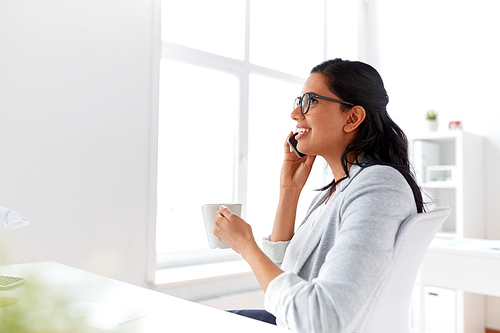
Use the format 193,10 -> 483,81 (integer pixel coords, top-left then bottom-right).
294,92 -> 354,115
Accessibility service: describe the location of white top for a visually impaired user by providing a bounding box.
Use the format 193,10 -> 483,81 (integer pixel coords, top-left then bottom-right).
261,201 -> 329,269
280,203 -> 327,272
272,202 -> 328,328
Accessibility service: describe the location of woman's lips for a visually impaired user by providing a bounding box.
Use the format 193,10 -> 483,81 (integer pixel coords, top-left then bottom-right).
295,127 -> 311,140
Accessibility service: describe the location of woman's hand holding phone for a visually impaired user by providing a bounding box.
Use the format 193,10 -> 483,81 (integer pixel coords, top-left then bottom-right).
281,132 -> 316,193
271,132 -> 317,243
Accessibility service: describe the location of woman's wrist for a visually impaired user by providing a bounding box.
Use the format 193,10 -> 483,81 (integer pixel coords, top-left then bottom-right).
271,193 -> 300,242
279,186 -> 302,201
277,189 -> 301,214
240,240 -> 283,291
239,238 -> 263,262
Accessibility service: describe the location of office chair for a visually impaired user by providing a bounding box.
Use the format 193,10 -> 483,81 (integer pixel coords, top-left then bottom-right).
352,206 -> 451,333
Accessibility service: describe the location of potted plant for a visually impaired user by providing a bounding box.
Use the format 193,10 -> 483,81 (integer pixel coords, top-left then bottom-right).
426,109 -> 438,131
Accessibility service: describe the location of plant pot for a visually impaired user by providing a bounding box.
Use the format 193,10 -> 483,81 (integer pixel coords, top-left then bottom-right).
427,119 -> 438,131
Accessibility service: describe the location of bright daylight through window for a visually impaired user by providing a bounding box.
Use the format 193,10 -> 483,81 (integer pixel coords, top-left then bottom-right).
157,0 -> 357,270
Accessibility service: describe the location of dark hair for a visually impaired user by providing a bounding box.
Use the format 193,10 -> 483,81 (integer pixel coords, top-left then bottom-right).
311,58 -> 424,213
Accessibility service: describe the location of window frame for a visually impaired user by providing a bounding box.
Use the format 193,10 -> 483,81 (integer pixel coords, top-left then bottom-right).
156,0 -> 331,272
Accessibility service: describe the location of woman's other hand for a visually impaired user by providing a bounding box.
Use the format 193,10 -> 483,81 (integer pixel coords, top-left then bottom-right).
213,205 -> 284,292
281,132 -> 316,192
213,205 -> 256,255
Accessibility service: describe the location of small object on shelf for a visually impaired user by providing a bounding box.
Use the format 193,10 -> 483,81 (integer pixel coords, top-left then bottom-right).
427,120 -> 438,131
426,165 -> 456,183
426,109 -> 438,120
413,140 -> 439,184
425,109 -> 439,131
448,121 -> 462,130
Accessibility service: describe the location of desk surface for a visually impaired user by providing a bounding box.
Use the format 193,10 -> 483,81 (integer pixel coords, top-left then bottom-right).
423,238 -> 500,297
0,261 -> 287,333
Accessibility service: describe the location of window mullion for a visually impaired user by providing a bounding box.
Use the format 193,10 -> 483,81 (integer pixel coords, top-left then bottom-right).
161,42 -> 304,86
161,41 -> 245,75
235,0 -> 251,216
248,63 -> 304,85
235,72 -> 249,215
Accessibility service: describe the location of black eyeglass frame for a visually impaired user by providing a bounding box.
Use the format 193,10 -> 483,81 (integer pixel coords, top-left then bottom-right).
295,92 -> 354,115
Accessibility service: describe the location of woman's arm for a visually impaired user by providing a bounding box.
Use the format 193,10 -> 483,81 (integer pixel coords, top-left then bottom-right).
270,189 -> 300,242
271,133 -> 316,242
212,133 -> 315,290
213,206 -> 283,291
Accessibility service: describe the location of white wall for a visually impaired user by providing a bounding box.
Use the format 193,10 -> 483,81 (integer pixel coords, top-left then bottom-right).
0,0 -> 158,287
359,0 -> 500,329
361,0 -> 500,238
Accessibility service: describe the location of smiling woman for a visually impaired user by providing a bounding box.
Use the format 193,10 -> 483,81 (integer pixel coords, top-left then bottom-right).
213,58 -> 425,332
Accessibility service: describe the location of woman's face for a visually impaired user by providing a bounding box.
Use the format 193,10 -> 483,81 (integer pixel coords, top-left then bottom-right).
291,73 -> 354,161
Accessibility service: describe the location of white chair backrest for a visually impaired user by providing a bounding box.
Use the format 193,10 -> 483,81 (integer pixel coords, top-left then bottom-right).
352,207 -> 451,333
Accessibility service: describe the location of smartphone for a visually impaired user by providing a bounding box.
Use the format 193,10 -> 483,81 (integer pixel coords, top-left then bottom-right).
287,132 -> 306,158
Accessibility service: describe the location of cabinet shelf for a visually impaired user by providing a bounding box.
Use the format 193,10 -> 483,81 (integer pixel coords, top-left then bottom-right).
422,181 -> 457,189
411,131 -> 486,333
411,131 -> 484,239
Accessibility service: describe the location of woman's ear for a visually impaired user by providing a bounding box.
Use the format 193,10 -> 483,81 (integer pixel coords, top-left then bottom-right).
344,106 -> 366,133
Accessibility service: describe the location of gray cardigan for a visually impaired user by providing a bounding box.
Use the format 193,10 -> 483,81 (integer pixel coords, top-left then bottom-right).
264,163 -> 417,333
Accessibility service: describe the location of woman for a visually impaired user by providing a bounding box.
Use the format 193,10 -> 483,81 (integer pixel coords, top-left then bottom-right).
213,58 -> 424,333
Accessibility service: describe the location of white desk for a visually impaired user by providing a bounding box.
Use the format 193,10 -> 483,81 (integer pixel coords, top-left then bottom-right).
422,238 -> 500,297
0,261 -> 287,333
417,238 -> 500,333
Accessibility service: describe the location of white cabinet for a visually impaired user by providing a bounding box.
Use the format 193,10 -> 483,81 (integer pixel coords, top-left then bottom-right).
424,286 -> 457,333
411,131 -> 485,239
410,131 -> 487,333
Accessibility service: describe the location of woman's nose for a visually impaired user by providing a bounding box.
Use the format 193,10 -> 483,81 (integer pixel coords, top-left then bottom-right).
291,105 -> 304,121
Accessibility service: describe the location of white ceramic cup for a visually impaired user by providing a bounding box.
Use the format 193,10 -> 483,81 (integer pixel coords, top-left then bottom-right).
201,203 -> 242,249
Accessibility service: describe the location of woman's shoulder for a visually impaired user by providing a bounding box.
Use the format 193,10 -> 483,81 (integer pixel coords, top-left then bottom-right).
345,163 -> 412,193
361,163 -> 406,179
340,163 -> 417,213
355,163 -> 406,180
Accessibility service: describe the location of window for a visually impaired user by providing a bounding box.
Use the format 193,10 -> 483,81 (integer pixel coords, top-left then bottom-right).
157,61 -> 239,254
157,0 -> 358,273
